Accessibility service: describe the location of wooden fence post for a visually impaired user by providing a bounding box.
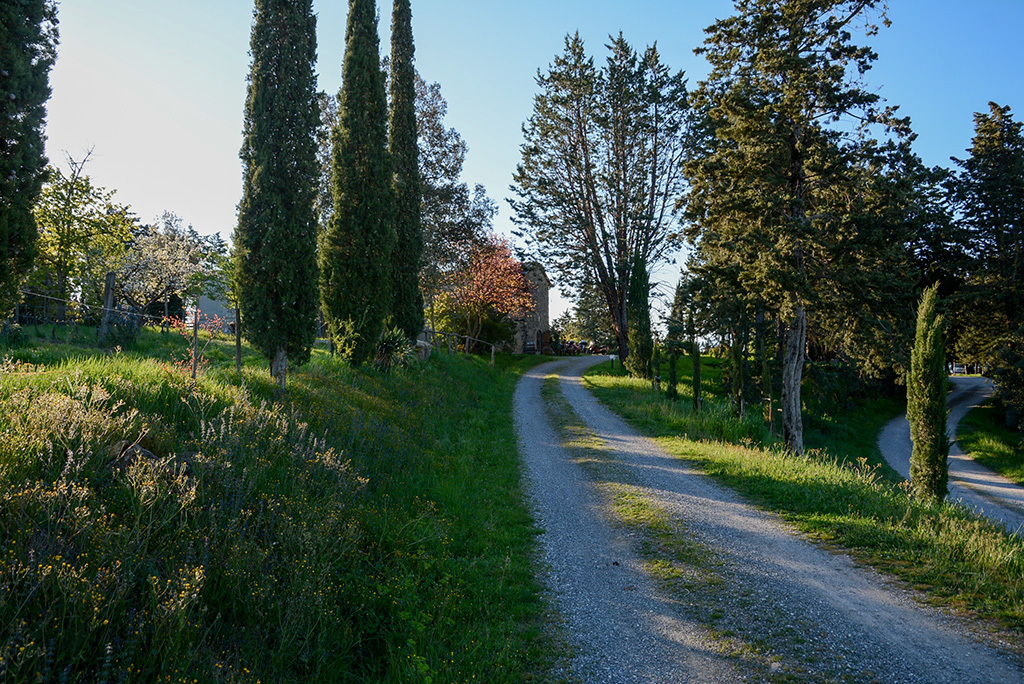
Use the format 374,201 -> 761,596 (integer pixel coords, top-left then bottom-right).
235,302 -> 242,375
97,272 -> 116,346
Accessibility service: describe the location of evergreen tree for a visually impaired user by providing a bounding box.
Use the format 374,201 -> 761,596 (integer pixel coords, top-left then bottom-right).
0,1 -> 58,319
388,0 -> 424,340
953,102 -> 1024,344
511,33 -> 689,365
234,0 -> 320,390
908,284 -> 949,502
320,0 -> 395,365
624,253 -> 653,379
686,0 -> 914,455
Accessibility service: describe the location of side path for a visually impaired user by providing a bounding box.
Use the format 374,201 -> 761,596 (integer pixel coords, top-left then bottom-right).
516,358 -> 1023,683
879,376 -> 1024,532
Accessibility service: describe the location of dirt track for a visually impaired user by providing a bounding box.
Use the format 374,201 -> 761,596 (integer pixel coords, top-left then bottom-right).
878,376 -> 1024,532
516,358 -> 1023,683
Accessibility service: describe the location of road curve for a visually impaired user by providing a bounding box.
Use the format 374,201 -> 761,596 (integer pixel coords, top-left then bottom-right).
878,376 -> 1024,532
516,358 -> 1023,683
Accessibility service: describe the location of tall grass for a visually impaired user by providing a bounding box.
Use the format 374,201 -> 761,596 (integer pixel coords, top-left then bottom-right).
1,328 -> 558,681
959,400 -> 1024,485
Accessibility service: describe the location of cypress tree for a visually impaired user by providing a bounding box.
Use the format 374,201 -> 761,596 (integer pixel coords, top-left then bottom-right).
625,253 -> 653,379
0,1 -> 58,320
320,0 -> 395,365
235,0 -> 320,390
388,0 -> 424,340
908,284 -> 949,502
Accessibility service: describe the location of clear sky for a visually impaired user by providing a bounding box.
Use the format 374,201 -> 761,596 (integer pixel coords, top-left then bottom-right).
44,0 -> 1024,318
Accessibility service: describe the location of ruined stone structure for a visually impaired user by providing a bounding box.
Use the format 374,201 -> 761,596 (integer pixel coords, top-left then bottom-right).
515,262 -> 552,354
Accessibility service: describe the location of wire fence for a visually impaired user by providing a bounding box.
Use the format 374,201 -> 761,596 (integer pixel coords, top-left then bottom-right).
423,328 -> 497,366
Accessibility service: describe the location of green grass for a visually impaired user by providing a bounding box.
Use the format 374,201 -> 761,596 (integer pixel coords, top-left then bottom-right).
959,401 -> 1024,485
1,326 -> 562,682
582,360 -> 1024,640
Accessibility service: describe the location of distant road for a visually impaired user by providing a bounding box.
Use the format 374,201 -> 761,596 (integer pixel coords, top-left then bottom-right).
878,376 -> 1024,533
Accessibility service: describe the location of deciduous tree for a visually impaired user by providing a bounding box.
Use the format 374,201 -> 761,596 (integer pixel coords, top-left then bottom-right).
445,234 -> 532,345
31,152 -> 134,321
0,0 -> 58,319
235,0 -> 320,389
319,0 -> 394,365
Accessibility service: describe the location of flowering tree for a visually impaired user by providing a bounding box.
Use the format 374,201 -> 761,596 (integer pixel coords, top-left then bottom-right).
446,234 -> 533,345
117,212 -> 227,319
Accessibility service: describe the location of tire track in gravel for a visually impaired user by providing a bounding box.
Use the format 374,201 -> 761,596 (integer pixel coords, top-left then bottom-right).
516,357 -> 1024,683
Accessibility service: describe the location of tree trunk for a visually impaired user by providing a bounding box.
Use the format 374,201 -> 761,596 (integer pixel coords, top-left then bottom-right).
689,307 -> 701,413
271,346 -> 288,392
781,305 -> 806,456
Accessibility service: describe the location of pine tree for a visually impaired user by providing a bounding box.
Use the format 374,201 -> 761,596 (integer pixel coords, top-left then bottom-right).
388,0 -> 424,340
908,284 -> 949,502
0,1 -> 58,320
625,253 -> 653,379
320,0 -> 395,365
234,0 -> 320,390
687,0 -> 914,455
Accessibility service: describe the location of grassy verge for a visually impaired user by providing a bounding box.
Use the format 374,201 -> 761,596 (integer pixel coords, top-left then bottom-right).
959,400 -> 1024,485
581,362 -> 1024,640
1,327 -> 559,682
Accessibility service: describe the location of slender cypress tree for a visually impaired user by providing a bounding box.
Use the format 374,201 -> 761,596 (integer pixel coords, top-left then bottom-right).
388,0 -> 424,340
0,1 -> 58,320
625,253 -> 653,379
908,284 -> 949,502
235,0 -> 320,390
320,0 -> 395,365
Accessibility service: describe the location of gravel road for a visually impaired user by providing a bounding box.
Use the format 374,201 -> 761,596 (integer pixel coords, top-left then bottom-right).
878,376 -> 1024,532
516,358 -> 1024,683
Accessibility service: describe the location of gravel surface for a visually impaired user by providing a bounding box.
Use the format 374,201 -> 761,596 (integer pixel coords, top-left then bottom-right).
878,376 -> 1024,532
516,358 -> 1024,683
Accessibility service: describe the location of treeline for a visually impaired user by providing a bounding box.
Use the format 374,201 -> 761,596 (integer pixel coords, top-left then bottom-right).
514,0 -> 1024,456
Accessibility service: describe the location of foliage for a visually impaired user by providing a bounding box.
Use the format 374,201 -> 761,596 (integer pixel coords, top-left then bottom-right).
552,279 -> 617,348
29,152 -> 135,320
235,0 -> 320,389
388,0 -> 425,340
444,234 -> 533,345
374,325 -> 417,373
511,32 -> 689,362
686,0 -> 915,455
908,284 -> 949,501
952,102 -> 1024,343
319,0 -> 395,366
625,253 -> 653,379
117,211 -> 227,313
0,0 -> 58,319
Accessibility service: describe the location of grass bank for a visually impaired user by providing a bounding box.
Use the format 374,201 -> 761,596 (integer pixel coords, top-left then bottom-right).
583,361 -> 1024,639
959,400 -> 1024,486
1,326 -> 558,682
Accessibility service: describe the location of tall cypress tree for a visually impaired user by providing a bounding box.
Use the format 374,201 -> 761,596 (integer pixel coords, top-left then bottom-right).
625,253 -> 653,379
0,1 -> 58,320
320,0 -> 395,365
388,0 -> 424,340
235,0 -> 320,390
908,284 -> 949,502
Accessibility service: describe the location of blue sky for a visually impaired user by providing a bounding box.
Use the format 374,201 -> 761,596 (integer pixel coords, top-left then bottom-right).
45,1 -> 1024,316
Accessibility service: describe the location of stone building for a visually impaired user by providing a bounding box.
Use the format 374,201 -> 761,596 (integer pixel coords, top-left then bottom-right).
514,262 -> 552,354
